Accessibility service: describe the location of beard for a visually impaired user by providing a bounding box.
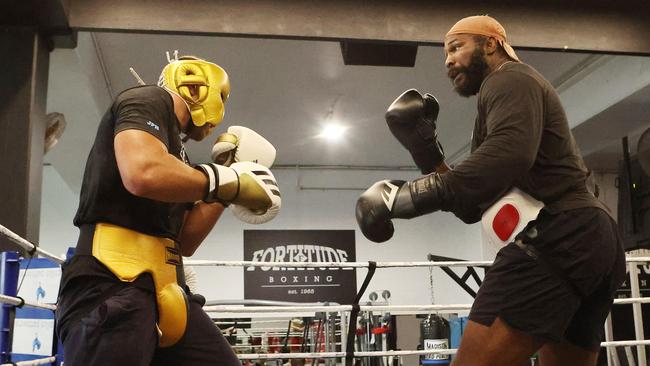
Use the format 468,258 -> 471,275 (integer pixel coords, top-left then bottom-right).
448,47 -> 490,97
185,121 -> 212,141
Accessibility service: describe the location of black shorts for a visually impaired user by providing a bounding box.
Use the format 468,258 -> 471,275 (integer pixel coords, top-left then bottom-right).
56,266 -> 241,366
469,207 -> 626,351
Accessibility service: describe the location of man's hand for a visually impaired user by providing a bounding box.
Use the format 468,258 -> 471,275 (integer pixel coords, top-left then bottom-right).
229,162 -> 281,224
194,162 -> 281,224
386,89 -> 446,174
355,180 -> 412,243
356,173 -> 451,242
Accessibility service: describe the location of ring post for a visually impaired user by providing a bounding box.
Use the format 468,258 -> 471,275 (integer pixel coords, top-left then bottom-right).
628,263 -> 647,366
0,252 -> 20,363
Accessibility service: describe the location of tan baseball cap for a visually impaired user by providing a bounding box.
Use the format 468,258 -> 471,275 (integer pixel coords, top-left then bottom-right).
446,15 -> 519,62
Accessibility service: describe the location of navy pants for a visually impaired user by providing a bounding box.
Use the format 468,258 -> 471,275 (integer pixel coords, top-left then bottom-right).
56,273 -> 241,366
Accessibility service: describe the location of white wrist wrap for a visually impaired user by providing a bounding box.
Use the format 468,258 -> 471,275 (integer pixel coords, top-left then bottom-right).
195,163 -> 239,203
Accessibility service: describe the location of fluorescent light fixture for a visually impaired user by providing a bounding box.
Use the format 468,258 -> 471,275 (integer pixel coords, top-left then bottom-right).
319,123 -> 347,141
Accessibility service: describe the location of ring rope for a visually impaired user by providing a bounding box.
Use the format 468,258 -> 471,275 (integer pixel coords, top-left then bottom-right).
205,304 -> 472,313
600,340 -> 650,347
235,340 -> 650,361
625,257 -> 650,263
185,257 -> 650,268
237,349 -> 456,360
613,297 -> 650,305
205,298 -> 650,314
222,327 -> 341,333
231,342 -> 342,349
0,356 -> 57,366
0,294 -> 644,316
215,319 -> 340,325
0,294 -> 56,311
225,332 -> 340,337
0,225 -> 64,264
184,260 -> 493,268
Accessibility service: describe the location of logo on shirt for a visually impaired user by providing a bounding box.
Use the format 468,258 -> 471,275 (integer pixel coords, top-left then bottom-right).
147,121 -> 160,131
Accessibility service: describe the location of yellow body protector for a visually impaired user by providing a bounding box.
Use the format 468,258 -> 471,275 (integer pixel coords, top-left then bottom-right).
91,223 -> 187,347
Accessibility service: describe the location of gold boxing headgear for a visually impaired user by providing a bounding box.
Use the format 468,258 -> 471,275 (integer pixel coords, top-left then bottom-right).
158,53 -> 230,127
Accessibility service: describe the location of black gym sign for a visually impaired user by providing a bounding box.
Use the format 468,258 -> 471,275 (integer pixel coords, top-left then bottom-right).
243,230 -> 357,303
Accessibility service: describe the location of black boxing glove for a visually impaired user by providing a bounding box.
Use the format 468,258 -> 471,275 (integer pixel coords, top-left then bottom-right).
386,89 -> 445,174
355,174 -> 452,243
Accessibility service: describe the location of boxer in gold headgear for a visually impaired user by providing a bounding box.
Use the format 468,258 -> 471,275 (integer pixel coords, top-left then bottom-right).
55,51 -> 279,366
158,54 -> 230,128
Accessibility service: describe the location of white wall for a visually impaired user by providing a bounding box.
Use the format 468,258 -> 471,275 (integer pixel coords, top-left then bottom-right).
39,166 -> 80,258
39,165 -> 482,308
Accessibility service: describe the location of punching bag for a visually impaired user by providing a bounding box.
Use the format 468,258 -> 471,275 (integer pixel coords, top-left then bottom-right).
420,314 -> 450,365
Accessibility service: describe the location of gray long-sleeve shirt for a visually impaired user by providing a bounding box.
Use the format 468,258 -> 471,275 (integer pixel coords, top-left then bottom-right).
441,62 -> 607,223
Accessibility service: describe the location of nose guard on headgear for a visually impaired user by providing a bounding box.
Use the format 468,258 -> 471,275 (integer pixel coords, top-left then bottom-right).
159,57 -> 230,127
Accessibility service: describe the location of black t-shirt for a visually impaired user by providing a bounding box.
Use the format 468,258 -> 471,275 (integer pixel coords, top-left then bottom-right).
440,62 -> 608,223
59,86 -> 192,306
74,85 -> 190,239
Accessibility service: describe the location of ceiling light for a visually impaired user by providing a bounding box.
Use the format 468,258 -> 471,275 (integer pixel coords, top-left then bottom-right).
320,123 -> 347,141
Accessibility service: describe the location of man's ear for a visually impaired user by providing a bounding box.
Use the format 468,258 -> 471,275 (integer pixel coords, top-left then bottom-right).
484,37 -> 499,56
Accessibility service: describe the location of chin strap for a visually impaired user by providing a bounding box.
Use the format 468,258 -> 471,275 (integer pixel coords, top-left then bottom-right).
162,86 -> 193,113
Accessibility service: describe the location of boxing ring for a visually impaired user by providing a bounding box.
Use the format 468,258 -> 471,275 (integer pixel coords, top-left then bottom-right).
1,223 -> 649,366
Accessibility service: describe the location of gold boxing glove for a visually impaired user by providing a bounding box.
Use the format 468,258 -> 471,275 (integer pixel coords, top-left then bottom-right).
194,162 -> 281,224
